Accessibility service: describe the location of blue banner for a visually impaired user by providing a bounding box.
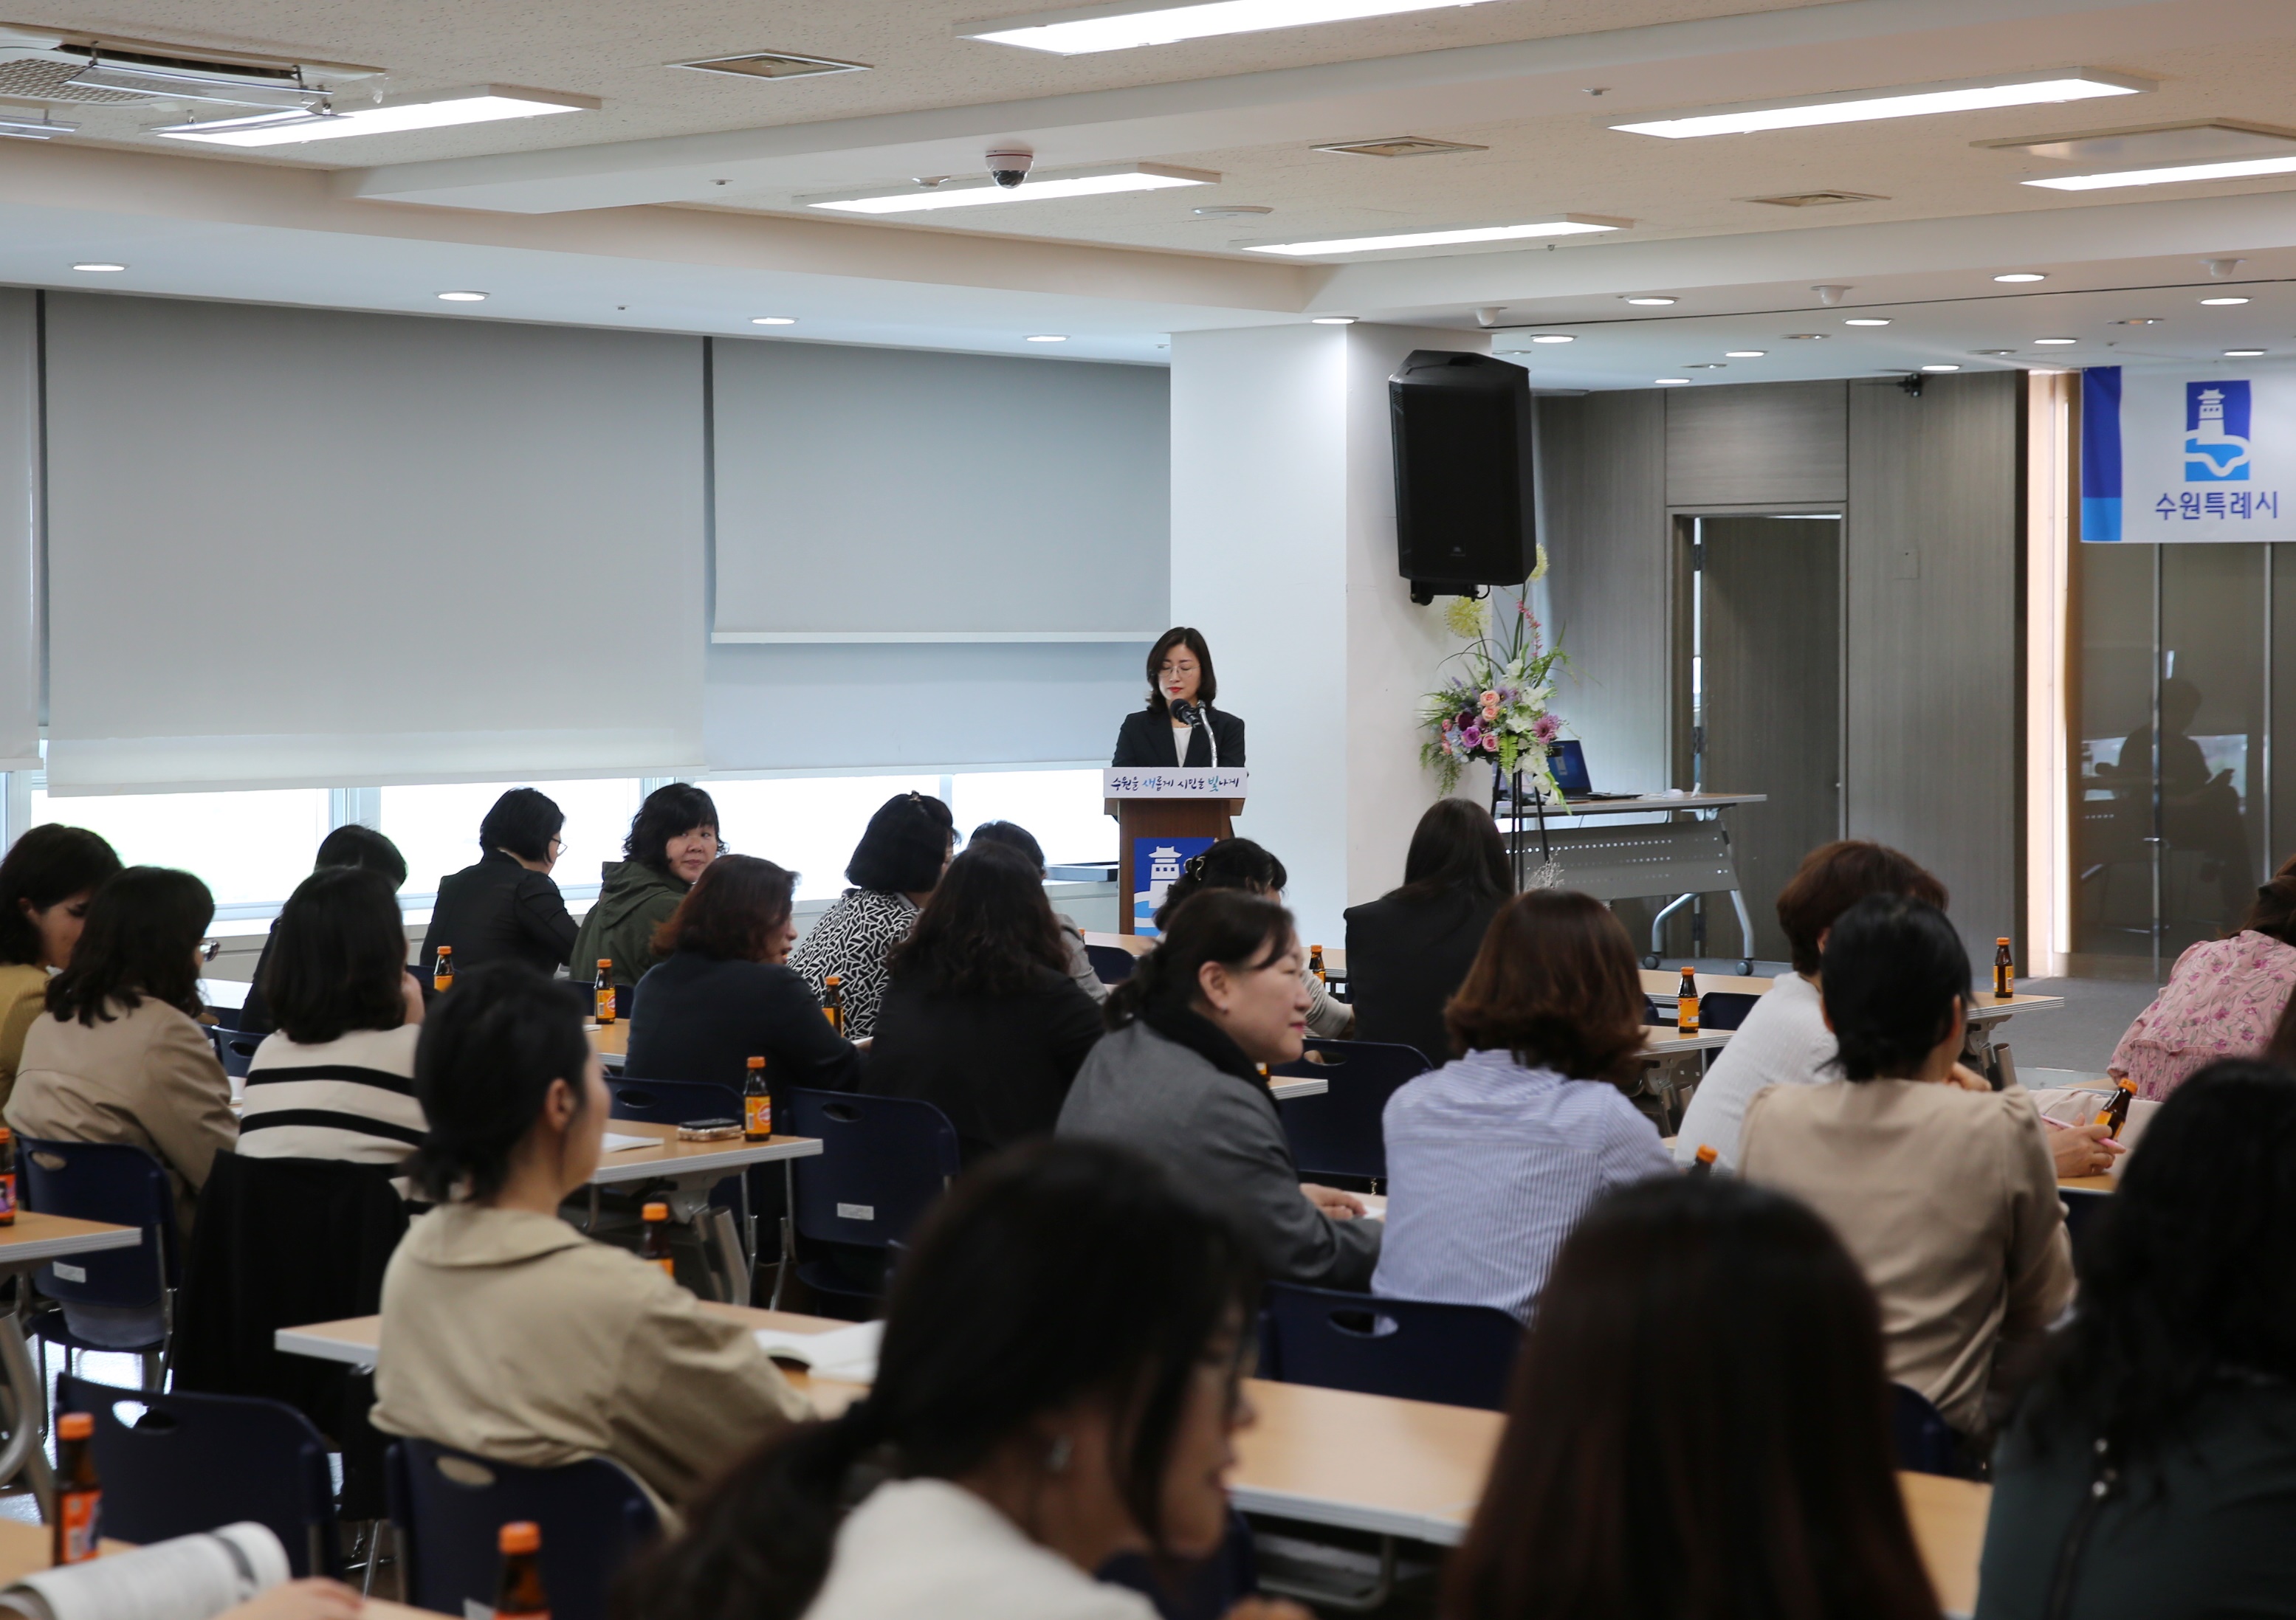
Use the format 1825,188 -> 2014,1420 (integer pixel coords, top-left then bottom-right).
2080,365 -> 2122,542
1132,836 -> 1214,937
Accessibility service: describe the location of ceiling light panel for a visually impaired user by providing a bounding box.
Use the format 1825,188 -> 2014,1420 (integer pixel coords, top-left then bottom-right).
673,50 -> 870,80
1241,216 -> 1626,256
1607,69 -> 2148,139
960,0 -> 1501,55
2025,155 -> 2296,190
805,162 -> 1217,214
157,85 -> 595,146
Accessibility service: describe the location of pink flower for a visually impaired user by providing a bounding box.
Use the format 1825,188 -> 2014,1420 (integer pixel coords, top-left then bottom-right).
1533,712 -> 1561,743
1479,690 -> 1499,708
1461,723 -> 1482,748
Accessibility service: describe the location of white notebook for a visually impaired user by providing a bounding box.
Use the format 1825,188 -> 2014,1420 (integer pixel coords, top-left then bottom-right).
755,1319 -> 882,1382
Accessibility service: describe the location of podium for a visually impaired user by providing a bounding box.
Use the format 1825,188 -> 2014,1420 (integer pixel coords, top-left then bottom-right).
1103,767 -> 1249,936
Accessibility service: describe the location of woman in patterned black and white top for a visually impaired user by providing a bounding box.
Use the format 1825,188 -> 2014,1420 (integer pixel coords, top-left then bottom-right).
788,793 -> 954,1040
240,866 -> 426,1178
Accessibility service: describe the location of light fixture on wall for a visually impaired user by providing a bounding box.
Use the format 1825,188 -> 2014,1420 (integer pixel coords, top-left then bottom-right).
1606,69 -> 2148,139
155,84 -> 597,145
436,291 -> 488,303
1242,216 -> 1627,255
804,162 -> 1218,213
959,0 -> 1503,54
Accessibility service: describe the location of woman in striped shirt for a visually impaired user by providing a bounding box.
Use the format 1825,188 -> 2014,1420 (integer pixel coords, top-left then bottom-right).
240,865 -> 426,1177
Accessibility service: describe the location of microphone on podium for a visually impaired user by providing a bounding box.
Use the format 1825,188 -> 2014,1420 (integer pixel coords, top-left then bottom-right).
1170,700 -> 1219,767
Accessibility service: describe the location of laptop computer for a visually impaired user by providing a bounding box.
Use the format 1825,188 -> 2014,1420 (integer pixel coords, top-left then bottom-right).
1505,740 -> 1642,803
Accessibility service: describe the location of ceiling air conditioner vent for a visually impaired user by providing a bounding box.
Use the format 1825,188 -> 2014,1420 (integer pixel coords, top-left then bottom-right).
1313,135 -> 1488,159
0,57 -> 133,101
1745,190 -> 1888,207
0,25 -> 377,110
675,49 -> 870,80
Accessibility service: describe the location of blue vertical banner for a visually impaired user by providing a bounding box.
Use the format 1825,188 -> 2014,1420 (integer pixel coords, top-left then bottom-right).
2080,365 -> 2123,542
1132,836 -> 1214,937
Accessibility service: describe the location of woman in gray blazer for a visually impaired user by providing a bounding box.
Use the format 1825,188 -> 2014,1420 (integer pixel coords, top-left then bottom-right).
1057,889 -> 1379,1291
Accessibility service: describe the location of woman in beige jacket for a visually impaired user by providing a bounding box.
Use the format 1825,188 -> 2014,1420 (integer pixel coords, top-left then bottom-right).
371,961 -> 805,1520
0,824 -> 120,1111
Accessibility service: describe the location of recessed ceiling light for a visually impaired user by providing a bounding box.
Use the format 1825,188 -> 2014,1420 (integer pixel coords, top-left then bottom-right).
2024,154 -> 2296,191
1921,364 -> 1962,372
1656,377 -> 1692,385
750,316 -> 797,325
437,291 -> 487,302
1725,349 -> 1766,357
2225,348 -> 2268,356
1685,363 -> 1727,369
1309,316 -> 1356,324
1243,216 -> 1628,256
156,85 -> 597,146
1606,69 -> 2148,139
961,0 -> 1508,54
1994,272 -> 2046,282
70,263 -> 126,273
2033,337 -> 2078,345
1193,204 -> 1272,217
1529,334 -> 1576,344
1623,294 -> 1677,306
1784,333 -> 1827,340
1844,317 -> 1891,326
1025,334 -> 1068,342
2200,296 -> 2250,306
1975,348 -> 2018,356
808,162 -> 1219,213
2111,317 -> 2166,325
673,49 -> 871,80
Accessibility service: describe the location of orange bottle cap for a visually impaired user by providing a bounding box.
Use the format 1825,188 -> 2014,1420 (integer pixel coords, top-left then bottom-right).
746,1055 -> 765,1069
56,1413 -> 92,1439
826,974 -> 842,985
1997,937 -> 2012,945
498,1521 -> 540,1555
597,959 -> 612,969
643,1202 -> 670,1221
1694,1145 -> 1717,1165
0,1127 -> 13,1142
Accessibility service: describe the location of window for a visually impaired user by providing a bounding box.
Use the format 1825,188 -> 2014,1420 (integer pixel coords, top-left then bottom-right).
703,776 -> 942,902
382,778 -> 644,900
951,770 -> 1114,868
32,786 -> 330,910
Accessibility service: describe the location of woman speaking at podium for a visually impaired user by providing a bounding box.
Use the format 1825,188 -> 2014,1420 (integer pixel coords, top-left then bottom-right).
1111,627 -> 1246,767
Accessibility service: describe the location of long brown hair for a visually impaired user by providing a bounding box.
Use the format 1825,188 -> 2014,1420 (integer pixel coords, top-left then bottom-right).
1445,1176 -> 1939,1620
886,842 -> 1071,997
1443,890 -> 1646,1081
651,855 -> 795,962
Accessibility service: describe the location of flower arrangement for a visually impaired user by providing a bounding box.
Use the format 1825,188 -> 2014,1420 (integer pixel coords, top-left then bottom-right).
1418,551 -> 1569,798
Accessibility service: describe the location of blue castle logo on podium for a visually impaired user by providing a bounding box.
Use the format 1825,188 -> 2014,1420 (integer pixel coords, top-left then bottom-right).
1132,836 -> 1214,938
2186,380 -> 2253,483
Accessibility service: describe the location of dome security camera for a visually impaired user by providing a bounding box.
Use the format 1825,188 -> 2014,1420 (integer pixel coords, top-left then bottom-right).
986,148 -> 1034,189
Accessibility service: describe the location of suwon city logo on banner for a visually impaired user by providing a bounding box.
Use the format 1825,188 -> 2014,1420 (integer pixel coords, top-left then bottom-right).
2080,363 -> 2289,542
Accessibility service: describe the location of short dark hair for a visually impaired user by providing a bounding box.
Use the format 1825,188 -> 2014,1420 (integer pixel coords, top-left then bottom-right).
1152,837 -> 1287,930
262,866 -> 410,1045
1445,889 -> 1646,1082
313,823 -> 408,888
479,789 -> 565,866
1774,841 -> 1948,976
407,962 -> 593,1204
0,825 -> 121,967
889,842 -> 1072,997
652,854 -> 796,962
45,866 -> 214,1027
845,793 -> 954,895
1108,887 -> 1293,1030
967,820 -> 1045,875
1821,895 -> 1969,1080
1143,626 -> 1217,719
1392,797 -> 1511,903
1446,1175 -> 1936,1620
616,1140 -> 1259,1620
625,784 -> 722,878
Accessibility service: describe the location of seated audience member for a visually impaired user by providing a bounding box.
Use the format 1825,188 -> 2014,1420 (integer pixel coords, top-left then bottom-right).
622,1140 -> 1301,1620
571,783 -> 722,992
1445,1175 -> 1939,1620
1977,1061 -> 2296,1619
789,792 -> 955,1040
241,823 -> 406,1036
1154,838 -> 1352,1038
2106,874 -> 2296,1102
1739,896 -> 2074,1443
2269,988 -> 2296,1069
865,843 -> 1104,1164
7,866 -> 236,1244
1373,890 -> 1673,1323
372,962 -> 805,1522
626,855 -> 861,1099
0,824 -> 120,1105
1059,890 -> 1378,1289
1341,798 -> 1510,1064
1674,838 -> 2117,1179
239,866 -> 426,1172
422,788 -> 578,982
966,819 -> 1107,1003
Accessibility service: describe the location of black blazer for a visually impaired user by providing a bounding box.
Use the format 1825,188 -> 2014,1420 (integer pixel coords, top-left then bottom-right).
625,950 -> 862,1108
862,964 -> 1104,1165
1111,704 -> 1246,768
423,850 -> 579,978
1341,887 -> 1508,1066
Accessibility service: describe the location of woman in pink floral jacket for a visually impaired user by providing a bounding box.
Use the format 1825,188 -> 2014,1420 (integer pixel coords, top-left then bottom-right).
2109,877 -> 2296,1100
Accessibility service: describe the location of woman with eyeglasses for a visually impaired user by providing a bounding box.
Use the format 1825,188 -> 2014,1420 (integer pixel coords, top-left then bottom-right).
1111,627 -> 1246,769
422,787 -> 579,979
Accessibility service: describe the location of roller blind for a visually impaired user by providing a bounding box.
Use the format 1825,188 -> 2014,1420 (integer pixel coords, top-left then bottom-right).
710,339 -> 1169,642
43,295 -> 705,793
0,292 -> 38,770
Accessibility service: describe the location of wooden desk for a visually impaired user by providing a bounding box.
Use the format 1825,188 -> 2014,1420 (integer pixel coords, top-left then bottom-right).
1268,1077 -> 1327,1102
0,1515 -> 432,1619
0,1215 -> 142,1514
588,1020 -> 628,1062
585,1119 -> 819,1188
2059,1173 -> 2117,1193
278,1303 -> 842,1373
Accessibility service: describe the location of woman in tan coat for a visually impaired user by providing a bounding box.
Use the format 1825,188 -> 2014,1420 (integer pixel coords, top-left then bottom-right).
0,825 -> 120,1110
371,961 -> 805,1522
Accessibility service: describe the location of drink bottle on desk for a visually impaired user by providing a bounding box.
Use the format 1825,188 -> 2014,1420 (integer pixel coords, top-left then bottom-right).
495,1522 -> 549,1620
1309,945 -> 1327,985
1676,968 -> 1699,1035
594,959 -> 616,1025
0,1126 -> 16,1226
1688,1145 -> 1717,1177
53,1411 -> 99,1565
431,945 -> 453,995
1993,937 -> 2015,1001
743,1055 -> 771,1141
2094,1076 -> 2137,1140
641,1202 -> 675,1278
822,975 -> 845,1035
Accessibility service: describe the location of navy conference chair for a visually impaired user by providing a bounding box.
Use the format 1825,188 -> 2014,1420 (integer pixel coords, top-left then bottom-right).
58,1374 -> 340,1576
18,1137 -> 179,1383
1259,1282 -> 1522,1411
1697,991 -> 1759,1032
210,1027 -> 262,1080
781,1089 -> 960,1316
605,1076 -> 740,1128
387,1439 -> 659,1620
1891,1383 -> 1962,1478
1270,1039 -> 1431,1185
1085,943 -> 1139,985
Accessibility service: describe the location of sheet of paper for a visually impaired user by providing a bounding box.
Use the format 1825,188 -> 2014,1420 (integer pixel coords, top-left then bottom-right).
601,1132 -> 656,1153
755,1319 -> 883,1382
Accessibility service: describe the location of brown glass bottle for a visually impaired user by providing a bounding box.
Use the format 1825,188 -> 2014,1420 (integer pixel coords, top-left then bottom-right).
743,1056 -> 771,1142
1688,1145 -> 1718,1178
640,1202 -> 675,1278
495,1521 -> 549,1620
2093,1077 -> 2137,1139
0,1126 -> 18,1227
822,975 -> 845,1036
1993,937 -> 2015,1001
1309,945 -> 1327,985
594,959 -> 616,1026
1675,967 -> 1700,1035
53,1411 -> 99,1565
431,945 -> 454,995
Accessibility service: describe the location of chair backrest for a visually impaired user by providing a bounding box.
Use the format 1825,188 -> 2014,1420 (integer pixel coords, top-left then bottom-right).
1260,1282 -> 1521,1410
209,1028 -> 261,1079
18,1138 -> 177,1305
58,1374 -> 338,1576
387,1439 -> 661,1620
1891,1382 -> 1961,1477
1698,991 -> 1759,1032
1269,1040 -> 1431,1182
607,1076 -> 738,1126
1084,943 -> 1138,984
785,1089 -> 960,1252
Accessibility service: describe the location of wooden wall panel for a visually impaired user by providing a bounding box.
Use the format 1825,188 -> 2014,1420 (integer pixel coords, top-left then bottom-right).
1667,381 -> 1848,508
